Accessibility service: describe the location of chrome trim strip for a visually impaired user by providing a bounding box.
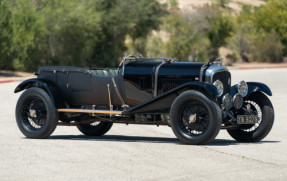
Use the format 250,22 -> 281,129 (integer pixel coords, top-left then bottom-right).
204,63 -> 228,83
121,61 -> 125,76
199,63 -> 209,82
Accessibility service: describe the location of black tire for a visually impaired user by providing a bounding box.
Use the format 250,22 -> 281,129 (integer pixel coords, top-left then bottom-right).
15,87 -> 58,138
170,90 -> 222,145
227,91 -> 274,142
77,122 -> 113,136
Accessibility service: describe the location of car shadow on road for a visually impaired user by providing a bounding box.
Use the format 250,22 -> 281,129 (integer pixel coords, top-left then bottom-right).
208,139 -> 280,146
49,134 -> 181,144
48,135 -> 280,145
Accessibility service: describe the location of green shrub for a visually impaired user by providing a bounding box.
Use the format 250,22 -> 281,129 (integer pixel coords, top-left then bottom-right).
0,0 -> 13,70
0,0 -> 167,71
250,30 -> 283,63
164,3 -> 234,61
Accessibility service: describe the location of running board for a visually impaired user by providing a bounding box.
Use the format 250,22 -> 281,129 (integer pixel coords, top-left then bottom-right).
58,109 -> 123,115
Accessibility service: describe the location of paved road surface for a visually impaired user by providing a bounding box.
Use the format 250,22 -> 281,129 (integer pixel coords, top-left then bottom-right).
1,68 -> 287,180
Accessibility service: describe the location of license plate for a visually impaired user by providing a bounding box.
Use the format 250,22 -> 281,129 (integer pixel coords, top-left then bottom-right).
237,115 -> 259,124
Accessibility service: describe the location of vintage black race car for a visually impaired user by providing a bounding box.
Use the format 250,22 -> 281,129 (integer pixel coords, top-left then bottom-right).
14,55 -> 274,145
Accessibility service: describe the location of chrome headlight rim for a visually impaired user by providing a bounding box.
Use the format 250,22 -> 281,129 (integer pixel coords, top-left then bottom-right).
222,93 -> 232,110
237,80 -> 248,97
213,80 -> 224,97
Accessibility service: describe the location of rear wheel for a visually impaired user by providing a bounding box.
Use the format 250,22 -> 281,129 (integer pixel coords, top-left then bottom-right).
170,90 -> 222,145
227,91 -> 274,142
77,122 -> 113,136
15,87 -> 58,138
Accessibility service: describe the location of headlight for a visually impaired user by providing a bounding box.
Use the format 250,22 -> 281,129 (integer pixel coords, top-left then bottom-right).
213,80 -> 224,96
222,94 -> 232,110
237,80 -> 248,97
233,93 -> 243,109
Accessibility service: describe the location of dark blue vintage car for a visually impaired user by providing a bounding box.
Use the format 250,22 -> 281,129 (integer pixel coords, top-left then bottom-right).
14,55 -> 274,145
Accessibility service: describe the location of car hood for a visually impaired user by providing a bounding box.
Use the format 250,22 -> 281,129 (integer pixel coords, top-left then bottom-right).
124,61 -> 205,77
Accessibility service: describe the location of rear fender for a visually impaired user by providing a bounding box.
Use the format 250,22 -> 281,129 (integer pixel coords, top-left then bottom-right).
231,81 -> 272,97
125,82 -> 218,114
14,78 -> 58,109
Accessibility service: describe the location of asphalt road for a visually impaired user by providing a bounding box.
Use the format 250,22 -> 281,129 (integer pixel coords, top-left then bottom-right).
1,68 -> 287,181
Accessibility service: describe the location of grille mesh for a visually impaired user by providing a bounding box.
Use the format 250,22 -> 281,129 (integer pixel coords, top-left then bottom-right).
158,71 -> 231,98
159,78 -> 194,93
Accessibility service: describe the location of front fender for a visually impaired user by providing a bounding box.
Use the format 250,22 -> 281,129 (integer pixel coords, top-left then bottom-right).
14,78 -> 57,109
185,82 -> 219,97
125,81 -> 218,114
231,81 -> 272,97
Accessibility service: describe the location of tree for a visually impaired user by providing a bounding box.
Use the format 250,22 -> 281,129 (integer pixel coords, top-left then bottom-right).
0,0 -> 13,69
250,0 -> 287,54
228,3 -> 284,63
164,4 -> 234,61
198,4 -> 234,58
8,0 -> 48,71
41,0 -> 103,67
165,13 -> 210,61
92,0 -> 167,65
0,0 -> 167,71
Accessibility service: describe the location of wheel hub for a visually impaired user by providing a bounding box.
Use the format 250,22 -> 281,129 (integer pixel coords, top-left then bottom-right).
23,97 -> 47,129
189,114 -> 197,123
29,109 -> 37,118
180,102 -> 209,134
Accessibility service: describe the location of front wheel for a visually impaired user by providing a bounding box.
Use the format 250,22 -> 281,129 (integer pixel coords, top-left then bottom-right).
15,87 -> 58,138
227,91 -> 274,142
170,90 -> 222,145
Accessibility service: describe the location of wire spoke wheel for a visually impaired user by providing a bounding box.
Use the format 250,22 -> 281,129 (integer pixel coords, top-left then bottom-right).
178,101 -> 210,136
239,100 -> 262,132
227,91 -> 274,142
22,96 -> 47,130
16,87 -> 58,139
170,90 -> 222,145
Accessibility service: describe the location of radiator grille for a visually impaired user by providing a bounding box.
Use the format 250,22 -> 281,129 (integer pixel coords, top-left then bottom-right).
212,71 -> 231,98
